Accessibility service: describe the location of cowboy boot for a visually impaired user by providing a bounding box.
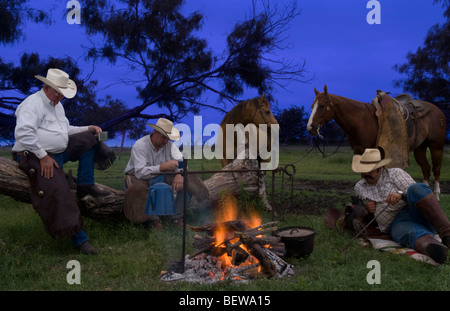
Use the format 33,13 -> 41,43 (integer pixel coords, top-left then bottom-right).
415,193 -> 450,248
414,235 -> 448,264
78,241 -> 99,255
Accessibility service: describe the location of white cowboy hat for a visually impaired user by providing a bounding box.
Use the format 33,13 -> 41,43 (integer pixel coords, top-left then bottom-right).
352,148 -> 392,173
147,118 -> 180,141
35,68 -> 77,99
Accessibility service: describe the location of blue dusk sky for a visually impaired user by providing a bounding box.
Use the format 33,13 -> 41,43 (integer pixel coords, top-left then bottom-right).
1,0 -> 446,146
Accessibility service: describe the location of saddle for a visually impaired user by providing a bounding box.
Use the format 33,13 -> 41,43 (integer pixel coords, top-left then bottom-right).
372,91 -> 431,169
393,94 -> 432,150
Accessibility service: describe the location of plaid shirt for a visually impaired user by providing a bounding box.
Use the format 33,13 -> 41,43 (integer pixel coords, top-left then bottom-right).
354,168 -> 416,232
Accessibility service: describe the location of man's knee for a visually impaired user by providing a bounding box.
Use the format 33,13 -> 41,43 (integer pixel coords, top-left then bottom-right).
407,183 -> 432,203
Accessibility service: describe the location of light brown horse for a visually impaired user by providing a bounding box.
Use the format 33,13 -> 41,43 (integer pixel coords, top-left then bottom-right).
219,94 -> 278,167
307,85 -> 446,199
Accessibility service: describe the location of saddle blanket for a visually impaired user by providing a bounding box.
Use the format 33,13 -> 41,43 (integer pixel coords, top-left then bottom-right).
368,237 -> 441,266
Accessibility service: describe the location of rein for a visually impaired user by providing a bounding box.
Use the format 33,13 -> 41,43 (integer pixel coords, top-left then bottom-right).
312,132 -> 347,158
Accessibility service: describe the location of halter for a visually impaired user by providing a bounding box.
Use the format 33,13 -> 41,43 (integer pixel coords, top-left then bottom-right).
316,94 -> 335,113
248,100 -> 273,126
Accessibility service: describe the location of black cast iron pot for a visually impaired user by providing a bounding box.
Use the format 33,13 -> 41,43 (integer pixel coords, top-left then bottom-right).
274,226 -> 316,258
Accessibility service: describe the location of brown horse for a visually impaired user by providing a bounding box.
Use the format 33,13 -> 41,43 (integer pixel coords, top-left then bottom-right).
218,94 -> 279,167
307,85 -> 446,199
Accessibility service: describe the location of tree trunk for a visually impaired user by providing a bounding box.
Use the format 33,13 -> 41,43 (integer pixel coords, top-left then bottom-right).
0,156 -> 270,222
0,156 -> 125,222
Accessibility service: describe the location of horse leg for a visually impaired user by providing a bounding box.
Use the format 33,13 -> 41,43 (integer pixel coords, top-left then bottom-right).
429,142 -> 444,201
413,142 -> 432,187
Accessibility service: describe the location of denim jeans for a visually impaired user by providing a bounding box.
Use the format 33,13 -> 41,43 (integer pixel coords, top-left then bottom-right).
50,148 -> 95,186
389,183 -> 436,249
149,175 -> 192,215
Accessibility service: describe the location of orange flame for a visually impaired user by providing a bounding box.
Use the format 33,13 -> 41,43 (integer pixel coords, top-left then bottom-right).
212,193 -> 263,272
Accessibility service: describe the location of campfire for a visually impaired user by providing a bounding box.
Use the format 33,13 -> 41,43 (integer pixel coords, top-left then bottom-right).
160,194 -> 294,283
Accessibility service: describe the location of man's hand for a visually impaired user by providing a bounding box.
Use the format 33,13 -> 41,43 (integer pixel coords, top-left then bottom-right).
160,160 -> 179,172
172,174 -> 184,192
40,155 -> 59,179
88,125 -> 102,133
366,200 -> 376,213
385,192 -> 402,205
88,125 -> 103,139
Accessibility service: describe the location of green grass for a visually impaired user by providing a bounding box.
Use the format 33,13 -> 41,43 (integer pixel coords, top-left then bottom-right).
0,146 -> 450,291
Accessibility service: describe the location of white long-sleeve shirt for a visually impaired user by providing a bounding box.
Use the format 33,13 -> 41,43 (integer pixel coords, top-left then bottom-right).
12,89 -> 89,159
124,134 -> 183,180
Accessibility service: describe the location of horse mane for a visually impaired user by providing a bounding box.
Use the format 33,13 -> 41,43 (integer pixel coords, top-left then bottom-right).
328,93 -> 369,106
220,96 -> 263,126
327,93 -> 376,115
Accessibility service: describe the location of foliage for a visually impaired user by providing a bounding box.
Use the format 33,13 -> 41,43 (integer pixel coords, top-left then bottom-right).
0,0 -> 308,142
394,0 -> 450,135
274,105 -> 309,144
274,105 -> 346,145
80,0 -> 308,128
0,53 -> 146,143
0,0 -> 51,45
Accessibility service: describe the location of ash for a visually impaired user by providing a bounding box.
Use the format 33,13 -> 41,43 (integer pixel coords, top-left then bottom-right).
160,248 -> 295,284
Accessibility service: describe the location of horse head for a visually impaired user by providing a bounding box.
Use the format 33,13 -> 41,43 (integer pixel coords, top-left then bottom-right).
307,85 -> 335,138
253,94 -> 278,126
219,94 -> 279,167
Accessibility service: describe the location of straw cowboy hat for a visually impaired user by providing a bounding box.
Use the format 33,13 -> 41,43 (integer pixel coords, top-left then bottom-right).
147,118 -> 180,141
35,68 -> 77,99
352,148 -> 392,173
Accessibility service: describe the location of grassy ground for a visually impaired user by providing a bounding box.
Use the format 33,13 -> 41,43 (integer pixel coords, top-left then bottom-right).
0,146 -> 449,291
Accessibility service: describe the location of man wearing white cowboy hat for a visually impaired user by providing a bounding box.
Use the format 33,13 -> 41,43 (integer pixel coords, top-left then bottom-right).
352,147 -> 450,264
12,68 -> 109,254
124,118 -> 208,228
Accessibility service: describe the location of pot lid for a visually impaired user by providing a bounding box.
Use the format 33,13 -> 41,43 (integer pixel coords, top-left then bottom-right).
276,227 -> 315,238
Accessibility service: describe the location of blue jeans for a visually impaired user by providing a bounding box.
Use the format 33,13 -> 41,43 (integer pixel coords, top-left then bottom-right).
149,175 -> 192,215
50,148 -> 95,186
389,183 -> 436,249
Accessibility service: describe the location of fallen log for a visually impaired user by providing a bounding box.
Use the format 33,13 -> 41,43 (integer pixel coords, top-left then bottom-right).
201,158 -> 272,210
0,156 -> 271,222
0,156 -> 124,222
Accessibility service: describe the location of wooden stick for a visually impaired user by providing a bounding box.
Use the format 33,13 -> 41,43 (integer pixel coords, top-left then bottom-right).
244,221 -> 278,233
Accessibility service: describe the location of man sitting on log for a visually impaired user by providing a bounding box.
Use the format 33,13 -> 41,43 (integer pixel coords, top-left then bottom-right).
12,68 -> 110,255
124,118 -> 208,229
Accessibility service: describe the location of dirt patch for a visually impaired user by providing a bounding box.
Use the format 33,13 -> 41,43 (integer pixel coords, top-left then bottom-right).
293,179 -> 450,194
269,179 -> 450,215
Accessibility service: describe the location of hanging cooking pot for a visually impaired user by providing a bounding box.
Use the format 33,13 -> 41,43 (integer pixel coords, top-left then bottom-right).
145,182 -> 176,216
274,226 -> 316,258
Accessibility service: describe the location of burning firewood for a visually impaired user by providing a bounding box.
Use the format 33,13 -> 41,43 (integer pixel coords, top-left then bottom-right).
161,189 -> 293,283
188,219 -> 288,279
188,219 -> 247,235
